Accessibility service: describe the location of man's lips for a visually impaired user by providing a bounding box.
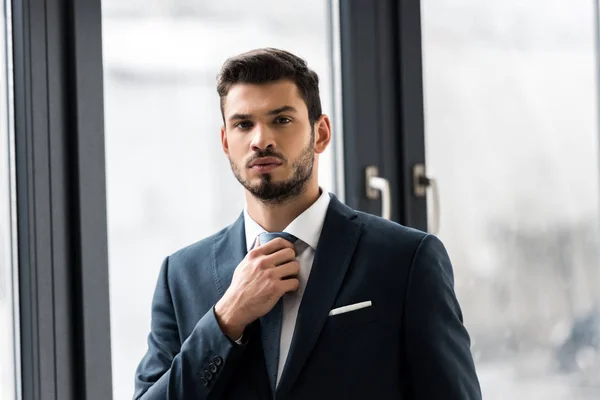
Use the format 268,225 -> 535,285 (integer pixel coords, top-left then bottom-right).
249,157 -> 282,168
249,157 -> 282,173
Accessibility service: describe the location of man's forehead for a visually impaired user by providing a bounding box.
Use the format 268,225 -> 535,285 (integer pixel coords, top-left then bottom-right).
223,80 -> 306,116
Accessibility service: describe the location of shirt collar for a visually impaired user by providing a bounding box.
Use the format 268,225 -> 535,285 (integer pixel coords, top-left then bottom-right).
243,189 -> 331,252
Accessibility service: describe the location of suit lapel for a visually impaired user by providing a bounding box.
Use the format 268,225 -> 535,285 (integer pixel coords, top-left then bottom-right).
276,196 -> 363,396
211,212 -> 246,296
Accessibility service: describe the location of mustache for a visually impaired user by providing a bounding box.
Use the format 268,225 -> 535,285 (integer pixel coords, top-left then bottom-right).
245,149 -> 287,167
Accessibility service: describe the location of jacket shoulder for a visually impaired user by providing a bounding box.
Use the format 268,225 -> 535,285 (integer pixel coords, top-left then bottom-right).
354,210 -> 428,244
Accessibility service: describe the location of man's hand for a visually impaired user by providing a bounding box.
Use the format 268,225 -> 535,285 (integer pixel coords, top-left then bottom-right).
215,237 -> 299,340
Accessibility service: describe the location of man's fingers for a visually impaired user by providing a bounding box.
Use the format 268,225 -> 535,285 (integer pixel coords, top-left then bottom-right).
264,247 -> 296,267
254,237 -> 294,254
272,261 -> 300,279
279,277 -> 300,294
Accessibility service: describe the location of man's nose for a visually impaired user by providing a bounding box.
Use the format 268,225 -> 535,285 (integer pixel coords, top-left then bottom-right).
250,125 -> 275,151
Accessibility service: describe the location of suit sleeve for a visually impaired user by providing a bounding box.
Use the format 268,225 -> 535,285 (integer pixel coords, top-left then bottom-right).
133,257 -> 247,399
404,234 -> 482,399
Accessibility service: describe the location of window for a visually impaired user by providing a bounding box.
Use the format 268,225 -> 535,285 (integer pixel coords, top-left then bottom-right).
101,1 -> 340,397
422,1 -> 600,398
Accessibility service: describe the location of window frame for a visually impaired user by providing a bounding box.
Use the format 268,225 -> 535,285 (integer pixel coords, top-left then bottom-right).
340,0 -> 427,229
12,0 -> 112,398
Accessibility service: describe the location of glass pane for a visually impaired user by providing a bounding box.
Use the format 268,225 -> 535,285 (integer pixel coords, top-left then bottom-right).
0,0 -> 19,398
422,1 -> 600,399
101,1 -> 339,398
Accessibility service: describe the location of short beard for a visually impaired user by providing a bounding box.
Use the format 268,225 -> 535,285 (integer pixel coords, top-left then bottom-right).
230,132 -> 315,205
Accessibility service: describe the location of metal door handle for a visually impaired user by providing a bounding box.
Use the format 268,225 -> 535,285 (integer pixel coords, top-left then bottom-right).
365,166 -> 391,220
413,164 -> 440,235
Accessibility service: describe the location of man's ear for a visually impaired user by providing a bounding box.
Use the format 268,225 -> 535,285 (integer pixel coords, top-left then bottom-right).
314,114 -> 332,154
221,126 -> 229,156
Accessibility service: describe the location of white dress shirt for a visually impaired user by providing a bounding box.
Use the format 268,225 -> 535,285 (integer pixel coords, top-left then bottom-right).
243,189 -> 331,387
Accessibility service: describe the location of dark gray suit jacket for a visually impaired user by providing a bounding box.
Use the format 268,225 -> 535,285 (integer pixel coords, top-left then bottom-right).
134,195 -> 481,399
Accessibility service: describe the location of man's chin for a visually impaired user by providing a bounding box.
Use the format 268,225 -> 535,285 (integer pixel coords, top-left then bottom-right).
248,182 -> 283,194
245,182 -> 291,200
249,172 -> 288,185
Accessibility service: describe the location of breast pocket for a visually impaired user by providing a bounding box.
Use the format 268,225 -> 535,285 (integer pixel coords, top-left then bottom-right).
326,303 -> 377,328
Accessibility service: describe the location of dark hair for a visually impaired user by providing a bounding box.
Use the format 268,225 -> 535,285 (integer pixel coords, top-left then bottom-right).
217,48 -> 322,125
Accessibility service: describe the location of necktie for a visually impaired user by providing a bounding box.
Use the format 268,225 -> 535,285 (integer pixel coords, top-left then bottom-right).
258,232 -> 298,394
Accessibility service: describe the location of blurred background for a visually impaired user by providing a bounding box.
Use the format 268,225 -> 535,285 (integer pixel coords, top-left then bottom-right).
2,0 -> 600,399
422,1 -> 600,399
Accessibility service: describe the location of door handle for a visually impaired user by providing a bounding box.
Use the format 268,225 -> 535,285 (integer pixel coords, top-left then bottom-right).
365,166 -> 391,220
413,163 -> 440,235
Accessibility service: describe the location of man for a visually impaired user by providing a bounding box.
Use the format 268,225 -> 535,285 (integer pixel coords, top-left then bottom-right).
134,48 -> 481,399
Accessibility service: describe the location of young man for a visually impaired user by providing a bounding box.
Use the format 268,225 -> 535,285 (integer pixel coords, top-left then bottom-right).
134,48 -> 481,399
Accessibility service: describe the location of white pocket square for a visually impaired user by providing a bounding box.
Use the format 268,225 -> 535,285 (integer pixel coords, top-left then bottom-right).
328,301 -> 372,316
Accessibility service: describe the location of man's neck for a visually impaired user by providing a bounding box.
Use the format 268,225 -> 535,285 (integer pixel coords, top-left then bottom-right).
245,184 -> 321,232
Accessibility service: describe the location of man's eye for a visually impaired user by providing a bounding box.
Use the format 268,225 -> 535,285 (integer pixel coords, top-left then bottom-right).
235,121 -> 253,130
274,117 -> 291,124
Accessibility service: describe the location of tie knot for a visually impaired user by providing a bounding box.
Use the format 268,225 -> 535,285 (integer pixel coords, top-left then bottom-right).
259,232 -> 297,245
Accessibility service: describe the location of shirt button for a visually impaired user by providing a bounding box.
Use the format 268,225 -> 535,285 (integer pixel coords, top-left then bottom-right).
205,370 -> 213,380
209,363 -> 217,373
200,377 -> 208,387
213,356 -> 223,366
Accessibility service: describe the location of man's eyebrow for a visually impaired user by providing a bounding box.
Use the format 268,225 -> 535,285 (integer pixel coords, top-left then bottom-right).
227,106 -> 298,122
228,113 -> 252,122
266,105 -> 297,115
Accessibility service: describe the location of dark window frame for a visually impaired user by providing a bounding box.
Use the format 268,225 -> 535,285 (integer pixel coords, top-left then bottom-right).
12,0 -> 112,398
340,0 -> 427,230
